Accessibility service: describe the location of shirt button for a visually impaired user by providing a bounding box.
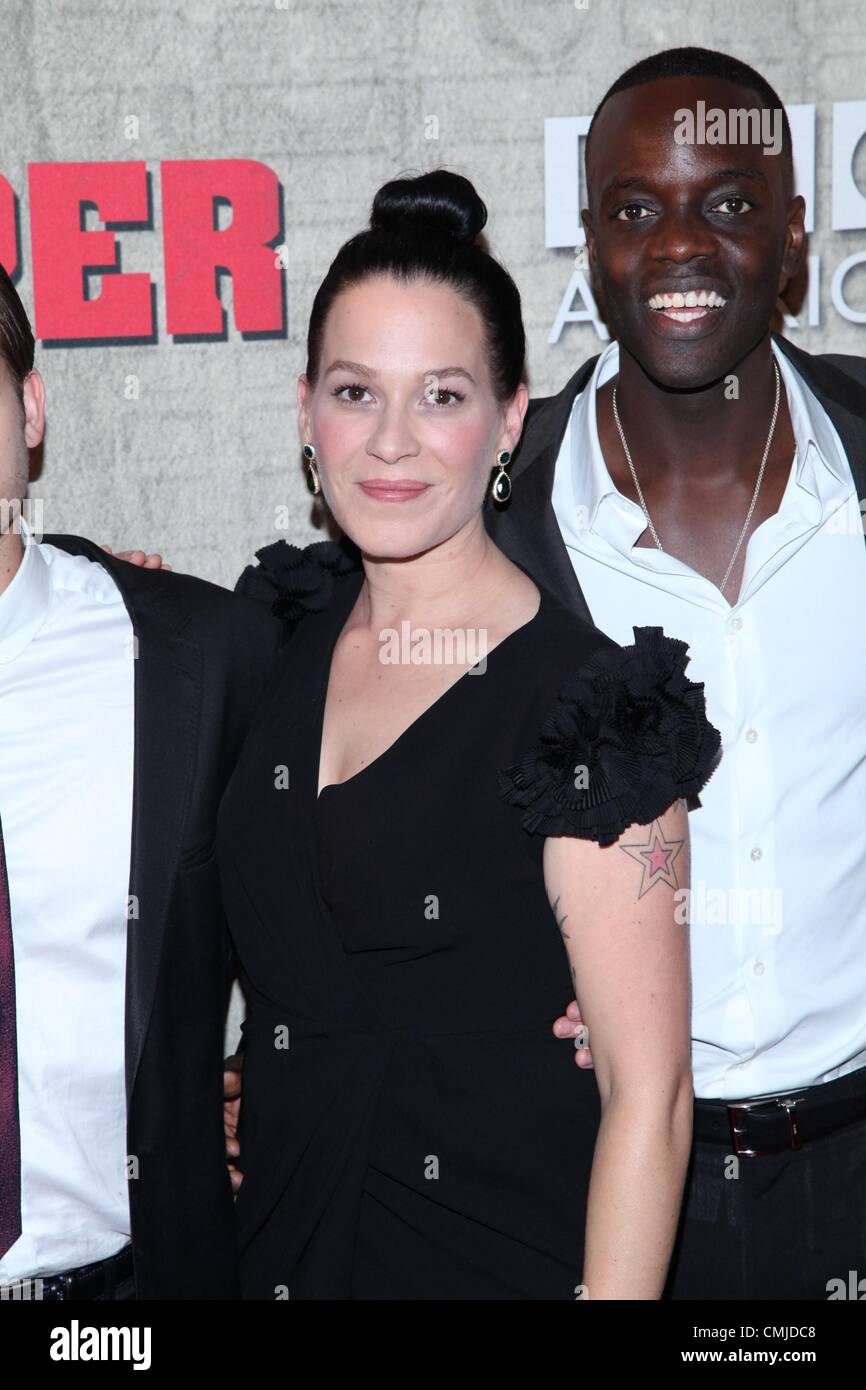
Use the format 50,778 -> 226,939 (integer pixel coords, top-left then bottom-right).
750,847 -> 763,861
745,728 -> 758,743
753,960 -> 765,976
739,1060 -> 751,1069
729,615 -> 743,631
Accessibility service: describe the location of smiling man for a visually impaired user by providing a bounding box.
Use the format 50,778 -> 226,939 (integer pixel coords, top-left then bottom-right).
486,46 -> 866,1299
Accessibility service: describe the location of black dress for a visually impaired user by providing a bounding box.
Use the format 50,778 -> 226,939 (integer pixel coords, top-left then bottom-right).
217,541 -> 721,1300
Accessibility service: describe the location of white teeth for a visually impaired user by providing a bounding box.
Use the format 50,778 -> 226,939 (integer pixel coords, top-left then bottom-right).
647,289 -> 727,311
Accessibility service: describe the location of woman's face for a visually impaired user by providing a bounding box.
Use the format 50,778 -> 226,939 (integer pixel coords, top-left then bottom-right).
298,275 -> 526,561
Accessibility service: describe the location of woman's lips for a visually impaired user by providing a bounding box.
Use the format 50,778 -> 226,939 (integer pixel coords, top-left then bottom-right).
358,480 -> 431,503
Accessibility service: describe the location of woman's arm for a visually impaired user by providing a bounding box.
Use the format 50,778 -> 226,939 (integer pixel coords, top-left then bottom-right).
542,797 -> 693,1300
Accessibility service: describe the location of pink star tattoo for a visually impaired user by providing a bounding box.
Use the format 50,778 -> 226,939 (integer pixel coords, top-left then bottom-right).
620,819 -> 685,898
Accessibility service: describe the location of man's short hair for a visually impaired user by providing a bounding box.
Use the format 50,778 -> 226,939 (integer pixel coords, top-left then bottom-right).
585,45 -> 794,202
0,264 -> 35,402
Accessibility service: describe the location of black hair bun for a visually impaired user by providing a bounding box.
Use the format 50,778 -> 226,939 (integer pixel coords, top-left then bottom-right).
370,169 -> 487,245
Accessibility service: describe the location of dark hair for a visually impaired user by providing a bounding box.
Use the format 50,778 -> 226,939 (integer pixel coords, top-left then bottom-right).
305,169 -> 525,401
0,263 -> 35,399
585,46 -> 794,201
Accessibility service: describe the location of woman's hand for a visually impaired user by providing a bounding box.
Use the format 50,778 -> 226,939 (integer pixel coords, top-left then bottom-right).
101,545 -> 172,570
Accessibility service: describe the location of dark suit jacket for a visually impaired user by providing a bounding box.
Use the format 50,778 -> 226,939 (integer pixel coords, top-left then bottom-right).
41,535 -> 282,1299
484,333 -> 866,615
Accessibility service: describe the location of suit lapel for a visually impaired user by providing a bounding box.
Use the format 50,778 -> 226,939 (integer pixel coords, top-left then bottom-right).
772,332 -> 866,515
484,357 -> 599,623
41,536 -> 202,1103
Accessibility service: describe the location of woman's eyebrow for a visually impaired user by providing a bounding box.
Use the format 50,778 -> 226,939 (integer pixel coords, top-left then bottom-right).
323,360 -> 476,384
427,367 -> 476,383
323,358 -> 376,376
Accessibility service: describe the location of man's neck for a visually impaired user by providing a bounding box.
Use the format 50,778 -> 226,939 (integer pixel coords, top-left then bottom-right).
607,335 -> 782,486
594,333 -> 798,600
0,529 -> 25,601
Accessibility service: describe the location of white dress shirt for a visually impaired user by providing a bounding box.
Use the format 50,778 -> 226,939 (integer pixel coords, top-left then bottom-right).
0,519 -> 134,1280
552,339 -> 866,1100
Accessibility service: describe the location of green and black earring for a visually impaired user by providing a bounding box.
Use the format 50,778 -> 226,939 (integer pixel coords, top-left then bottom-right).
303,442 -> 321,496
491,449 -> 512,503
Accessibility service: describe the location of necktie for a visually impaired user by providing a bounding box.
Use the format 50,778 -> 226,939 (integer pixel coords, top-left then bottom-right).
0,812 -> 20,1259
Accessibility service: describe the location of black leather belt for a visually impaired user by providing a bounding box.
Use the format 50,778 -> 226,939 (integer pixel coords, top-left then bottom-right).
694,1064 -> 866,1157
19,1243 -> 134,1300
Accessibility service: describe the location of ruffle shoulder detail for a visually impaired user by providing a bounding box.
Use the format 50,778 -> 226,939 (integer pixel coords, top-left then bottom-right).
497,626 -> 722,847
234,539 -> 360,628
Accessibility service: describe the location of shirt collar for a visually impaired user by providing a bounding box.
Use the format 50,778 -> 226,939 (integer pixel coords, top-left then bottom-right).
0,514 -> 53,664
562,338 -> 853,551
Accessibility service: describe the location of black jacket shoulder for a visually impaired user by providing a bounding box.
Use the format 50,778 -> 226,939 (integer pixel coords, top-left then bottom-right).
818,351 -> 866,389
41,532 -> 281,649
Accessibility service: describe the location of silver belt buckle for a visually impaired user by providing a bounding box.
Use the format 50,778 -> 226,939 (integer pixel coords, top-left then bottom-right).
728,1095 -> 802,1157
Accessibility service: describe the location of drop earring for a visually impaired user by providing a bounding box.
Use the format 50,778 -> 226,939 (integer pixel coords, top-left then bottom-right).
303,442 -> 321,496
491,449 -> 512,503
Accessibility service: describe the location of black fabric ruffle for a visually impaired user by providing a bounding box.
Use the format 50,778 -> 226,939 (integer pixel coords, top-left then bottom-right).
234,538 -> 360,629
497,626 -> 722,847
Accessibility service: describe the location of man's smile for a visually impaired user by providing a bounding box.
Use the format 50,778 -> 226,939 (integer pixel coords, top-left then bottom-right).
642,280 -> 730,334
647,288 -> 728,321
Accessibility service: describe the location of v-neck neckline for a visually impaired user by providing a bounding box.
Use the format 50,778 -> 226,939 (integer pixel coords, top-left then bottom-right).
315,578 -> 545,804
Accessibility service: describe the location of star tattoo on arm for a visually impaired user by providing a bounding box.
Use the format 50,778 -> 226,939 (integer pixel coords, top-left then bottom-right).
619,816 -> 685,899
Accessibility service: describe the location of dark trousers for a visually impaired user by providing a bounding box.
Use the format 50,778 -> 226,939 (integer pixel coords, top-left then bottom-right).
665,1072 -> 866,1299
95,1273 -> 137,1301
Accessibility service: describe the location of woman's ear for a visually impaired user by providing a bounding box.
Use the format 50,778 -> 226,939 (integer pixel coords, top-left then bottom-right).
501,382 -> 529,454
297,373 -> 312,447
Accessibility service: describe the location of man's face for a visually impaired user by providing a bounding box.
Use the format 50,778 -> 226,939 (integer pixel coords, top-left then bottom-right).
582,75 -> 805,390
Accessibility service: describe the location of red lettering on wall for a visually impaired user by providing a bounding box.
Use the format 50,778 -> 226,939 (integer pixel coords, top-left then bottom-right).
0,177 -> 19,278
28,162 -> 152,341
161,160 -> 282,336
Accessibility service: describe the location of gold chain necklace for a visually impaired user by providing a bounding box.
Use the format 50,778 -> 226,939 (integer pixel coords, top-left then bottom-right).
611,356 -> 782,595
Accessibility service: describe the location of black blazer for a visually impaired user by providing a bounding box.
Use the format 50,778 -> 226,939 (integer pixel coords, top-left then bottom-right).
484,333 -> 866,618
41,535 -> 281,1299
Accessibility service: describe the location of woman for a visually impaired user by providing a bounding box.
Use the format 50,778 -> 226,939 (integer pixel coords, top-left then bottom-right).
210,169 -> 721,1300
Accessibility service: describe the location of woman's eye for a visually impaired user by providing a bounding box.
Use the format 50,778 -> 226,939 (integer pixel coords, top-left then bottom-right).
423,387 -> 464,407
711,196 -> 753,216
616,204 -> 654,222
332,382 -> 372,403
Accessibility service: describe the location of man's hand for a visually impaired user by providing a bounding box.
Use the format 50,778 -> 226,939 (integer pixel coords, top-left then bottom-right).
552,999 -> 595,1068
223,1053 -> 244,1193
101,545 -> 172,570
